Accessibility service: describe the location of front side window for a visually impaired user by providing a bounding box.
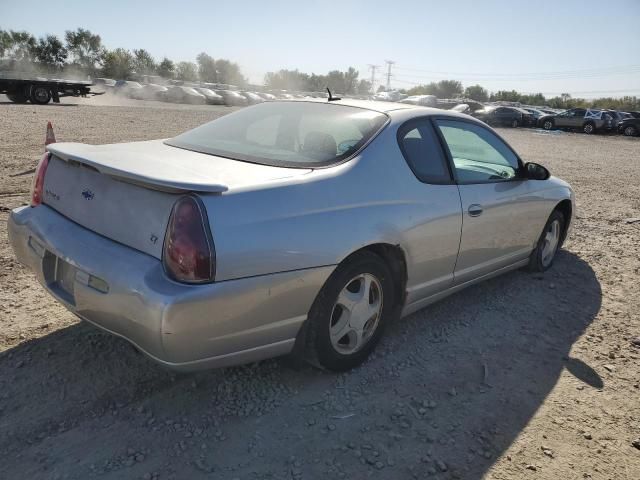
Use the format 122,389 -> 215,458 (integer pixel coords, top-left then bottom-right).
166,102 -> 388,167
397,120 -> 451,184
434,119 -> 521,183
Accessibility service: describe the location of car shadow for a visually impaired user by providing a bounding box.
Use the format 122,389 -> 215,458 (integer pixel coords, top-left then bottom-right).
0,251 -> 601,479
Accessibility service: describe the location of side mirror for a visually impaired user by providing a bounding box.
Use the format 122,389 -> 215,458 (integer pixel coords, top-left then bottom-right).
525,162 -> 550,180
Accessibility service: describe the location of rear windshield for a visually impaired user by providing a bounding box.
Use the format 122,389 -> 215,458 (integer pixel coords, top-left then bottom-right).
165,101 -> 388,167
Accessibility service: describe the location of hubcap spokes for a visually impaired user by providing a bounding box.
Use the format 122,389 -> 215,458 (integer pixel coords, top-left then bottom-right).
541,220 -> 560,266
330,274 -> 383,354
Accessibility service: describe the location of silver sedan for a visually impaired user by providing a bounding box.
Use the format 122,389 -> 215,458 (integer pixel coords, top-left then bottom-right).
8,99 -> 574,371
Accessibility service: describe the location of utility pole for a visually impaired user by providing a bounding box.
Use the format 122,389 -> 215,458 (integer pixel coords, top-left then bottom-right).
367,64 -> 379,94
384,60 -> 395,91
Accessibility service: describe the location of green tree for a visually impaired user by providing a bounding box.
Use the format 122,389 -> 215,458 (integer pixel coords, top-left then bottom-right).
175,61 -> 198,81
464,84 -> 489,102
196,52 -> 217,82
406,82 -> 439,96
102,48 -> 134,79
65,28 -> 104,74
343,66 -> 359,94
435,80 -> 463,98
215,59 -> 246,86
157,57 -> 175,79
357,78 -> 372,95
519,93 -> 546,105
264,69 -> 309,90
132,49 -> 156,75
32,34 -> 67,69
0,30 -> 36,62
490,90 -> 521,102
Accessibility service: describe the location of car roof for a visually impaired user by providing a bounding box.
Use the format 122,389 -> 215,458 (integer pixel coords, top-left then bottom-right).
284,97 -> 417,113
270,99 -> 483,124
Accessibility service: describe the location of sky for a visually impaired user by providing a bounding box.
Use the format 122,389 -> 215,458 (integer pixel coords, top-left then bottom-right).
2,0 -> 639,97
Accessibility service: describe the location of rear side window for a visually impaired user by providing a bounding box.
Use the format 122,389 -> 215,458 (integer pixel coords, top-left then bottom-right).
397,119 -> 451,184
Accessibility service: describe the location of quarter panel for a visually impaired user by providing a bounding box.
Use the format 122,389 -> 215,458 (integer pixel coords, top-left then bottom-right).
205,128 -> 463,301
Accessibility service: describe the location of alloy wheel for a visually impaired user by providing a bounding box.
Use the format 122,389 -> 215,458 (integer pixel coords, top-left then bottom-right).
541,219 -> 561,267
329,273 -> 383,354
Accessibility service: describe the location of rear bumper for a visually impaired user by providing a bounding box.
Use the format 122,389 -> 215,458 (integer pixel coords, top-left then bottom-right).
8,205 -> 333,371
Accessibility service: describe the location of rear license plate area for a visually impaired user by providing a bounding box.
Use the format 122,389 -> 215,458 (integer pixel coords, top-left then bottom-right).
43,251 -> 76,305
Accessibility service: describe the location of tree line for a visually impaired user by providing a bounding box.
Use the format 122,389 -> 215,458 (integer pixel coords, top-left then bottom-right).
400,79 -> 639,112
0,28 -> 247,85
1,27 -> 637,109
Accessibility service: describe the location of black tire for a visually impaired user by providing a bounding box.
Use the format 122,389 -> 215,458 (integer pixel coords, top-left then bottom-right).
582,122 -> 595,134
511,118 -> 519,128
30,86 -> 52,105
528,210 -> 565,272
623,125 -> 637,137
542,119 -> 554,130
305,251 -> 395,371
6,92 -> 29,103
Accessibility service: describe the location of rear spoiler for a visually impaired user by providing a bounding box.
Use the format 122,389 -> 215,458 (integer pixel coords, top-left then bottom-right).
47,144 -> 229,194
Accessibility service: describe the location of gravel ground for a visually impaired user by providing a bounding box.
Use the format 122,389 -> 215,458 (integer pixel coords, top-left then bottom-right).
0,97 -> 639,480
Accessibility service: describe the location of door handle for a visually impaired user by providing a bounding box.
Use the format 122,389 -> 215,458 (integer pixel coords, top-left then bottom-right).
468,204 -> 483,217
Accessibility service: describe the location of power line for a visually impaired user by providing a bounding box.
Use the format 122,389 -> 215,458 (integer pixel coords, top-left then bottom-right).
392,64 -> 640,79
391,68 -> 640,83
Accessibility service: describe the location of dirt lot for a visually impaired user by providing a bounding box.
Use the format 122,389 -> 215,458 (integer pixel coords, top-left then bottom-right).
1,97 -> 639,480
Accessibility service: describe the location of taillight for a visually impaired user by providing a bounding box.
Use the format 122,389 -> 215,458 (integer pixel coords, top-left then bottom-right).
30,152 -> 50,207
163,196 -> 215,283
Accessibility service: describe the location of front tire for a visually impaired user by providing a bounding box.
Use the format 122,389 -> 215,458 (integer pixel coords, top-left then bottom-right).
542,119 -> 554,130
511,118 -> 519,128
529,210 -> 565,272
623,125 -> 637,137
305,251 -> 395,371
583,122 -> 595,134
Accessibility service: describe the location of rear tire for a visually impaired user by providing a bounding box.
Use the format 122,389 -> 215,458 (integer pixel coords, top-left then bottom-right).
6,92 -> 29,103
30,86 -> 52,105
528,210 -> 565,272
511,118 -> 519,128
305,251 -> 395,371
542,119 -> 554,130
582,122 -> 595,134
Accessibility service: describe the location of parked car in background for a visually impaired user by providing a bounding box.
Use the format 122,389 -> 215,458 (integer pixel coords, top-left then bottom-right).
538,108 -> 614,134
8,99 -> 573,372
450,104 -> 471,114
256,92 -> 277,101
92,78 -> 116,88
130,84 -> 168,101
399,95 -> 437,107
162,86 -> 207,104
521,108 -> 547,121
193,87 -> 225,105
240,91 -> 264,105
215,89 -> 249,106
472,106 -> 532,127
114,80 -> 143,97
618,117 -> 640,136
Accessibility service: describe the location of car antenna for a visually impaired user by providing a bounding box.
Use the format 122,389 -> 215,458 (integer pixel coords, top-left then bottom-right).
327,88 -> 341,102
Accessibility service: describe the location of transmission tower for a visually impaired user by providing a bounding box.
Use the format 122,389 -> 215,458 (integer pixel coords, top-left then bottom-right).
384,60 -> 395,91
367,64 -> 380,93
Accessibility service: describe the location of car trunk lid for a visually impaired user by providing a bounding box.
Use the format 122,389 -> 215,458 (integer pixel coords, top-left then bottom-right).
42,140 -> 312,259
